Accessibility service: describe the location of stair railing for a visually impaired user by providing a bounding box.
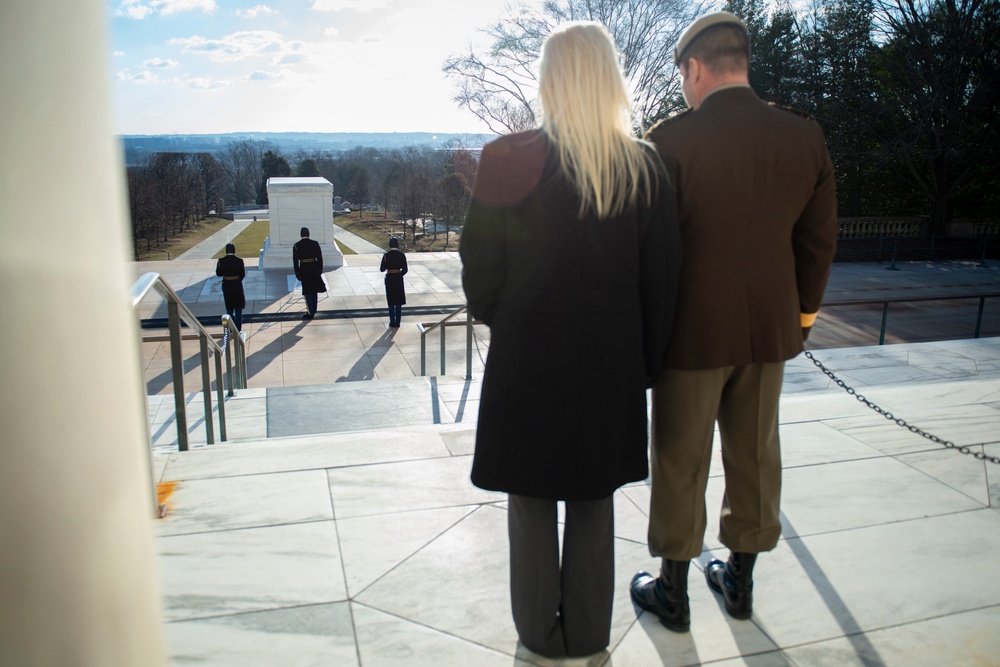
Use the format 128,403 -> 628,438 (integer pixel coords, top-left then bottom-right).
130,272 -> 247,453
417,305 -> 483,378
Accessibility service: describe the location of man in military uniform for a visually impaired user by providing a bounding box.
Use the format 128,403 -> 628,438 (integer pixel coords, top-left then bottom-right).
292,227 -> 325,319
630,12 -> 838,631
215,243 -> 245,331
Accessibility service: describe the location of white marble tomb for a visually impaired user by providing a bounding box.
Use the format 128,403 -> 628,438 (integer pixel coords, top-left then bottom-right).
260,177 -> 344,271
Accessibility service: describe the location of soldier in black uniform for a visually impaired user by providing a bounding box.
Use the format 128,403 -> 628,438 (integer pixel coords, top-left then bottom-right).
292,227 -> 325,319
215,243 -> 246,331
379,237 -> 408,327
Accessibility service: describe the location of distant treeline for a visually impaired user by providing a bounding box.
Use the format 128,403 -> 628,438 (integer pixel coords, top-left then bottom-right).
126,141 -> 479,258
121,132 -> 490,166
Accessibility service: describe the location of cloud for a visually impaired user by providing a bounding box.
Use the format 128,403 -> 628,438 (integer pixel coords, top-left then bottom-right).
156,0 -> 217,15
311,0 -> 393,12
113,50 -> 126,57
116,69 -> 159,83
143,57 -> 179,68
236,4 -> 277,19
115,67 -> 229,90
114,0 -> 216,19
116,2 -> 154,19
276,53 -> 307,65
246,70 -> 279,81
184,77 -> 229,90
324,27 -> 340,37
169,30 -> 288,62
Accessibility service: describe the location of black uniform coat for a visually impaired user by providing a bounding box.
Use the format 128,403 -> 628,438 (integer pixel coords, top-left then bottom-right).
293,237 -> 326,295
379,248 -> 408,305
215,253 -> 246,310
644,87 -> 838,370
460,130 -> 681,501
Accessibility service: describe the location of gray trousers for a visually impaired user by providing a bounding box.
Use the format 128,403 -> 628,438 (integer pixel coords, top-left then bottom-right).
648,362 -> 785,560
507,493 -> 614,658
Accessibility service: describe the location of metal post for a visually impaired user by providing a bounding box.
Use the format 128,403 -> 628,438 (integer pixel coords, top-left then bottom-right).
225,336 -> 235,396
214,350 -> 227,442
167,300 -> 189,452
199,333 -> 214,445
877,236 -> 883,264
134,314 -> 160,516
440,322 -> 447,375
222,315 -> 235,397
886,238 -> 899,270
420,332 -> 426,376
879,301 -> 889,345
239,332 -> 248,388
466,308 -> 473,380
975,296 -> 985,338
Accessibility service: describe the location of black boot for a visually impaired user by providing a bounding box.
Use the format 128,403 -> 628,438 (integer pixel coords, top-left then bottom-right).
705,552 -> 757,620
629,559 -> 690,632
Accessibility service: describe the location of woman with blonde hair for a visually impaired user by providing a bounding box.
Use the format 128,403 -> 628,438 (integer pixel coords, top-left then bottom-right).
460,21 -> 681,658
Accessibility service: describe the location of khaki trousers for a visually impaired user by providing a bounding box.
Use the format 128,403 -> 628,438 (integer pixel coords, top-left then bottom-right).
648,363 -> 784,560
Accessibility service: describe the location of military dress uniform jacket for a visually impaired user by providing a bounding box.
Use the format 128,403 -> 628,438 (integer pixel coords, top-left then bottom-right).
215,254 -> 246,310
293,238 -> 326,295
460,130 -> 681,501
379,248 -> 408,305
644,86 -> 838,370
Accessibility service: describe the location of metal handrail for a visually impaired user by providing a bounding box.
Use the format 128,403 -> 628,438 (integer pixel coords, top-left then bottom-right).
130,272 -> 247,452
414,291 -> 998,378
821,292 -> 1000,344
417,305 -> 483,378
221,314 -> 249,395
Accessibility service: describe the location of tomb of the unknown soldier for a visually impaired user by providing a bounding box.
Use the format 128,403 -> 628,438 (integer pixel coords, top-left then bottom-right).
259,176 -> 345,271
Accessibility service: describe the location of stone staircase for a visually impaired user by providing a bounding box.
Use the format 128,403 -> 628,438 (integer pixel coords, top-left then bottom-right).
149,338 -> 1000,666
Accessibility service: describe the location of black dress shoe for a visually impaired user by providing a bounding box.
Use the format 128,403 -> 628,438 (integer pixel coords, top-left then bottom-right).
705,552 -> 757,620
302,312 -> 313,319
630,562 -> 690,633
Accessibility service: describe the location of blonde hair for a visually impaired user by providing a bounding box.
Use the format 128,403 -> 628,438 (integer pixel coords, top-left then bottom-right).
539,21 -> 658,219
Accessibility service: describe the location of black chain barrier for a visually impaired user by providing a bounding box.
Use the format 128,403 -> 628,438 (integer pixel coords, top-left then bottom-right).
464,332 -> 997,464
803,349 -> 1000,464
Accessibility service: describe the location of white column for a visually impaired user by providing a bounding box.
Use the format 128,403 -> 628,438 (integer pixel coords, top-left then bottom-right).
0,2 -> 166,665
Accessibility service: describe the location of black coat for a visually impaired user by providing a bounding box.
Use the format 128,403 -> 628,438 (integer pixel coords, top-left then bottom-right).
379,248 -> 408,305
460,130 -> 681,500
215,254 -> 246,310
293,238 -> 326,295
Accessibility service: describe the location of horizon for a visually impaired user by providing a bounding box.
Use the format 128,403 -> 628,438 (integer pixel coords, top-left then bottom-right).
117,129 -> 492,137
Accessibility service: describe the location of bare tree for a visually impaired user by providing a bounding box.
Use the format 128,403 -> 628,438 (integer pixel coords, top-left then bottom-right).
435,171 -> 472,248
443,0 -> 706,134
220,140 -> 254,207
195,153 -> 226,214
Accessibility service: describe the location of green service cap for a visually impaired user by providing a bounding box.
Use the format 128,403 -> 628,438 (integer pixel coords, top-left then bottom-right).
674,11 -> 749,66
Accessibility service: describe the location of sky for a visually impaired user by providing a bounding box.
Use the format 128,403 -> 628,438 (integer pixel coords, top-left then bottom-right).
107,0 -> 531,136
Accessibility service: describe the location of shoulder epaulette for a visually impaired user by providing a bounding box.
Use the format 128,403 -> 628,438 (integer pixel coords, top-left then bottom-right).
645,108 -> 693,136
768,102 -> 816,121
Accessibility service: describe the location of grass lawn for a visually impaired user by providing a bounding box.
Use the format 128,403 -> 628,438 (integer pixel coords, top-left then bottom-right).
212,221 -> 356,257
334,211 -> 460,252
135,216 -> 232,261
212,220 -> 270,259
134,211 -> 456,262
